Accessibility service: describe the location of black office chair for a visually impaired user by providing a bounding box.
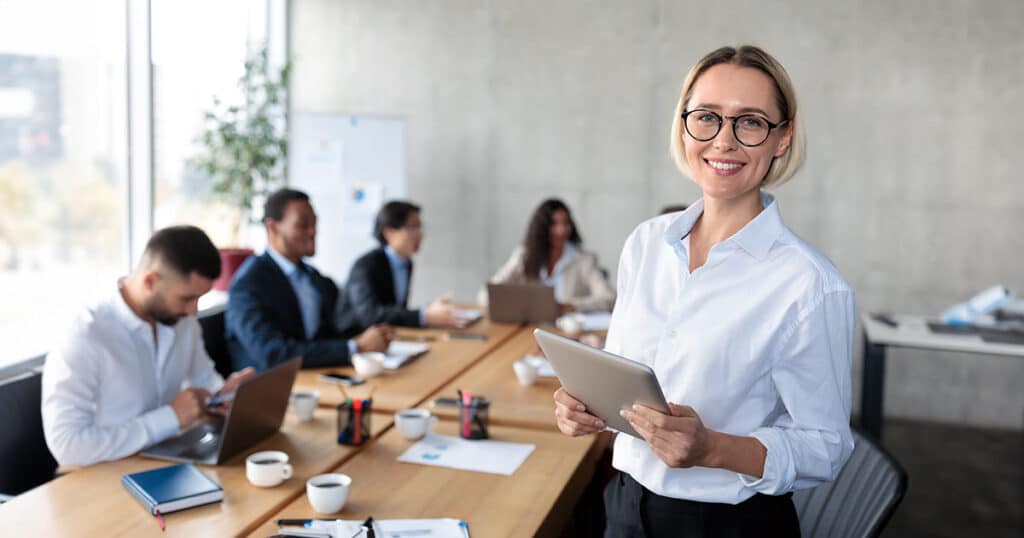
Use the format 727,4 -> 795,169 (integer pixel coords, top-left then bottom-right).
197,306 -> 233,379
793,428 -> 908,538
0,369 -> 58,499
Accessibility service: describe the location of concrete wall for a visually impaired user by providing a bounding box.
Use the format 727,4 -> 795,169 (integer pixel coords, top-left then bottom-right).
290,0 -> 1024,430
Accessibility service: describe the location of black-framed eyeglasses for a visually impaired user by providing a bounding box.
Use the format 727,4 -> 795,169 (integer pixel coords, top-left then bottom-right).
681,109 -> 788,147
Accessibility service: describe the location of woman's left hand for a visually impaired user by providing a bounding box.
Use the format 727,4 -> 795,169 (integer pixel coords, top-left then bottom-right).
620,403 -> 715,468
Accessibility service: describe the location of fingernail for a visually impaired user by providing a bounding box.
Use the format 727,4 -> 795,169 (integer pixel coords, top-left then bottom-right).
619,410 -> 627,417
632,404 -> 639,411
595,420 -> 604,428
576,404 -> 585,412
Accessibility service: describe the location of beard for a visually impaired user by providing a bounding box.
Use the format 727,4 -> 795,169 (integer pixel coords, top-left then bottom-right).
143,294 -> 184,326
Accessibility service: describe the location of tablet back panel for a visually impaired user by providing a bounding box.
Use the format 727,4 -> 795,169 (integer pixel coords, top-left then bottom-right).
534,329 -> 667,437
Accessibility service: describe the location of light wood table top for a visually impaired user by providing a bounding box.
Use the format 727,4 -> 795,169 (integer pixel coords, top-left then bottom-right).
252,420 -> 608,538
427,326 -> 565,431
0,409 -> 392,537
293,319 -> 521,413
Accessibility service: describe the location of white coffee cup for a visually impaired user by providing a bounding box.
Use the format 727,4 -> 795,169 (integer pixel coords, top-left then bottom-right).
352,352 -> 385,378
394,408 -> 438,440
512,358 -> 540,385
290,390 -> 319,421
306,473 -> 352,514
246,450 -> 293,487
556,314 -> 583,337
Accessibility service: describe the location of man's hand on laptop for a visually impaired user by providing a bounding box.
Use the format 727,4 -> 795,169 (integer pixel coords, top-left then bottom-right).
171,387 -> 213,429
205,367 -> 256,416
424,293 -> 467,328
355,324 -> 394,353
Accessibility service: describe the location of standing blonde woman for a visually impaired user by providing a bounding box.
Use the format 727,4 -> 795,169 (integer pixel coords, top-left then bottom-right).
553,45 -> 855,536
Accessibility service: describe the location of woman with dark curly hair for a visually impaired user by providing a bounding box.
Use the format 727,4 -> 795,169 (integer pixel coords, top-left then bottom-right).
480,198 -> 614,313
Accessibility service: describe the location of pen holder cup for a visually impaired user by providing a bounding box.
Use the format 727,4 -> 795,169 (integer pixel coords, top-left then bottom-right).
336,399 -> 372,445
458,396 -> 490,440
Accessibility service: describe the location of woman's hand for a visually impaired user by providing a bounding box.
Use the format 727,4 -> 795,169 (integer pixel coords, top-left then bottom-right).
553,387 -> 605,436
620,403 -> 715,468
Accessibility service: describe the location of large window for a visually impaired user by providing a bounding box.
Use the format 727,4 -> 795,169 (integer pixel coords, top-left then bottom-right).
0,0 -> 283,372
152,0 -> 269,248
0,1 -> 128,369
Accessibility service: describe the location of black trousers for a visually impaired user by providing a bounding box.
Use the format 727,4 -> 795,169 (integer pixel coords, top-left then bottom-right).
603,472 -> 801,537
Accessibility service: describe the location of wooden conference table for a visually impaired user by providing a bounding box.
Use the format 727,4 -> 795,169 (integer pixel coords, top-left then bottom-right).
0,318 -> 610,537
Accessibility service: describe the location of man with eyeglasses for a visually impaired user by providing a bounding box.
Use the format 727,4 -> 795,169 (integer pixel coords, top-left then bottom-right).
340,200 -> 468,330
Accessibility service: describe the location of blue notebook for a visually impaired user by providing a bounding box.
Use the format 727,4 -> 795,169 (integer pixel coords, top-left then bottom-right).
121,463 -> 223,515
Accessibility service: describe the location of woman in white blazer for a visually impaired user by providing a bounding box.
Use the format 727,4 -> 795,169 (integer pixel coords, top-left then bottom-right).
480,198 -> 615,313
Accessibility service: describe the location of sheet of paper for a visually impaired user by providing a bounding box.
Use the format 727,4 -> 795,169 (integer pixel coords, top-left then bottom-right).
455,309 -> 482,323
285,518 -> 467,537
383,341 -> 430,370
397,433 -> 535,475
524,355 -> 557,377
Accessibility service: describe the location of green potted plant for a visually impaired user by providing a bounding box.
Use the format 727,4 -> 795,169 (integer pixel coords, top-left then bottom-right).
190,46 -> 290,290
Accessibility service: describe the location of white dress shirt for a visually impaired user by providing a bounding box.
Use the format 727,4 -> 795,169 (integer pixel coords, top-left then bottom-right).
606,192 -> 855,504
539,242 -> 578,303
42,284 -> 224,466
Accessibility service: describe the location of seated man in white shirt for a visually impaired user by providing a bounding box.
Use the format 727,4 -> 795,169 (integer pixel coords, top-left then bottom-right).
42,225 -> 254,467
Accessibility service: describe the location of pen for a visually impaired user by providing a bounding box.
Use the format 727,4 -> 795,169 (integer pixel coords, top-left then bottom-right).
397,335 -> 437,342
205,391 -> 235,408
446,332 -> 487,341
277,519 -> 336,527
459,520 -> 470,538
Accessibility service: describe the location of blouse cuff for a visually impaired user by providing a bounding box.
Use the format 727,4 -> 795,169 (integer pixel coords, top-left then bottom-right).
737,428 -> 795,495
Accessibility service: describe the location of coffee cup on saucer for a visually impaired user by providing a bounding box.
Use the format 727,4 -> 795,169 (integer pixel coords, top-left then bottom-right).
352,352 -> 385,378
307,473 -> 352,514
512,358 -> 540,385
290,390 -> 319,421
246,450 -> 293,487
394,408 -> 438,440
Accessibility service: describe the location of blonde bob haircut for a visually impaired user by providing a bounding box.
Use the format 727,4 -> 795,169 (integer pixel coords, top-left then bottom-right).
670,45 -> 805,188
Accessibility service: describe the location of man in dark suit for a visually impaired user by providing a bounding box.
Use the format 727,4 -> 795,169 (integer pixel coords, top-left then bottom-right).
225,189 -> 393,371
341,201 -> 467,331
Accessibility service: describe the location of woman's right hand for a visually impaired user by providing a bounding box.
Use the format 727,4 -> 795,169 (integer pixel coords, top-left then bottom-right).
553,387 -> 605,436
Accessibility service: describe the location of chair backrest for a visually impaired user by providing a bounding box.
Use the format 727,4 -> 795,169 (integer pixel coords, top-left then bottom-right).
198,306 -> 233,379
793,429 -> 908,538
0,370 -> 58,496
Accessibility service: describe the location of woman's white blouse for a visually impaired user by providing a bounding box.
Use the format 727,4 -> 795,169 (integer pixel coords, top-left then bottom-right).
606,192 -> 855,504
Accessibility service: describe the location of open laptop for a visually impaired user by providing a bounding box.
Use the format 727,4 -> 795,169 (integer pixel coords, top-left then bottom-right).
487,282 -> 560,323
141,357 -> 301,465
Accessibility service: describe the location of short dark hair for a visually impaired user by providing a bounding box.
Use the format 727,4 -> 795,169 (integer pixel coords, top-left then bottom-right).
141,225 -> 221,280
373,200 -> 421,246
264,188 -> 310,222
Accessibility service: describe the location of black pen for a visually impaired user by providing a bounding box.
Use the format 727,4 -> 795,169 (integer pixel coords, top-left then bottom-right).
446,332 -> 487,341
277,518 -> 335,527
362,516 -> 376,538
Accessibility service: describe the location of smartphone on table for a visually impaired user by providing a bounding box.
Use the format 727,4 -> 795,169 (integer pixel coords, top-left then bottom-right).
318,372 -> 366,386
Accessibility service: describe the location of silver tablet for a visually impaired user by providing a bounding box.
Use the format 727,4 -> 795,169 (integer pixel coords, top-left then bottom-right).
534,328 -> 668,438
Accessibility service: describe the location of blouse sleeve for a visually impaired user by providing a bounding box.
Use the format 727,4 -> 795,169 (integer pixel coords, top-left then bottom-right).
739,289 -> 857,494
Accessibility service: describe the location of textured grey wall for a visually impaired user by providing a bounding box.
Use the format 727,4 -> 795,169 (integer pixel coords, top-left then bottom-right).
291,0 -> 1024,429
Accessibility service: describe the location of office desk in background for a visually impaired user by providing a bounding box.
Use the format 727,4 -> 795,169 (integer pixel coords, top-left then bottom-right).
253,420 -> 610,538
0,409 -> 392,537
293,319 -> 520,412
860,313 -> 1024,442
429,325 -> 569,431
